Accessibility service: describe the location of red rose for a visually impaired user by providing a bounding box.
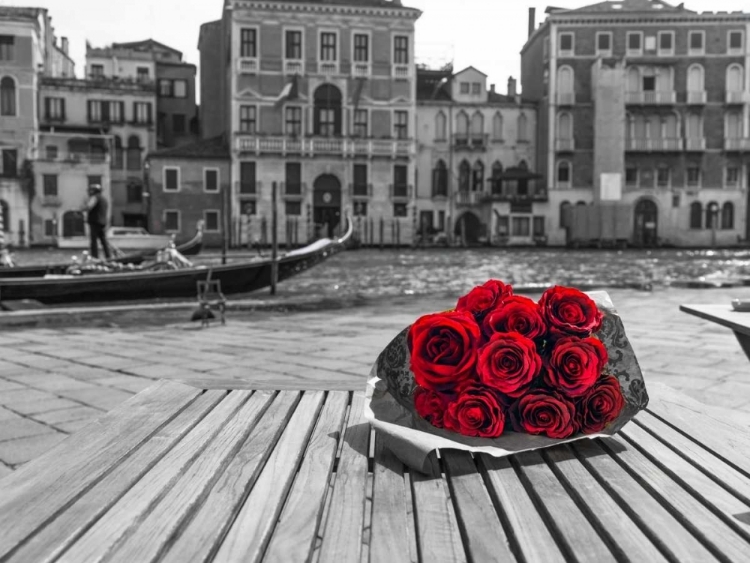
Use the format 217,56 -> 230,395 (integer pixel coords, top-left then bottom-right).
477,332 -> 542,397
444,385 -> 506,438
577,375 -> 625,433
545,336 -> 608,397
414,386 -> 451,428
538,286 -> 603,338
456,279 -> 513,319
483,295 -> 546,340
510,391 -> 577,439
408,310 -> 482,393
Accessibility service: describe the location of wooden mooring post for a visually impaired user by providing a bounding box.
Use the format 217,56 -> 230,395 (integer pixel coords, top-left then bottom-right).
270,182 -> 278,295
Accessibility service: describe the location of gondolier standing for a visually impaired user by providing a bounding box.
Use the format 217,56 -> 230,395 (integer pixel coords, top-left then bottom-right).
84,184 -> 111,259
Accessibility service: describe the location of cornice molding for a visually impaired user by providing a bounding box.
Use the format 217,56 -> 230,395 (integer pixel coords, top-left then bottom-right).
550,14 -> 750,25
230,1 -> 421,20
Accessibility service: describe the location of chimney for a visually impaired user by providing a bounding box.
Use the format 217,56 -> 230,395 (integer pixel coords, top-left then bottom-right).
507,76 -> 517,97
61,37 -> 68,54
490,84 -> 495,94
528,8 -> 536,38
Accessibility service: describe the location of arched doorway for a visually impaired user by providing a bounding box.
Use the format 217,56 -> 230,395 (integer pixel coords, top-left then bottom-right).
313,174 -> 341,238
633,198 -> 658,247
313,84 -> 342,137
454,211 -> 482,245
62,210 -> 85,237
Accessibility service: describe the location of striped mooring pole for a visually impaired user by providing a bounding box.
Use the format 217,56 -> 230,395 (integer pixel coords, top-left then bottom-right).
0,206 -> 5,249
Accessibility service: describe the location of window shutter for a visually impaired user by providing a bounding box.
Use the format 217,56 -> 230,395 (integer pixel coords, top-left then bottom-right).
87,100 -> 92,122
61,99 -> 66,121
44,97 -> 50,119
147,103 -> 152,124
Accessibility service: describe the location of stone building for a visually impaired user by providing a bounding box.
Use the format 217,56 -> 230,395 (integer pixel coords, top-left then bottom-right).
522,0 -> 750,247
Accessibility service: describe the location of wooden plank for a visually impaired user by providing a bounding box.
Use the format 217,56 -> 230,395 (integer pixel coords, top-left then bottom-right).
106,391 -> 277,563
177,377 -> 362,391
442,450 -> 516,562
57,390 -> 253,563
212,391 -> 325,563
6,390 -> 226,563
160,391 -> 301,563
410,452 -> 467,563
317,393 -> 370,563
512,450 -> 615,562
543,446 -> 668,562
263,391 -> 350,563
0,379 -> 200,560
478,454 -> 567,563
369,433 -> 412,563
635,411 -> 750,506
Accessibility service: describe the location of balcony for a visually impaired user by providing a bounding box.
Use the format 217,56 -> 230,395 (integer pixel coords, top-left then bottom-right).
351,63 -> 370,77
281,182 -> 306,199
685,137 -> 706,151
37,151 -> 110,164
726,90 -> 749,104
318,61 -> 338,76
284,60 -> 303,75
482,188 -> 549,203
456,191 -> 484,206
235,135 -> 415,158
392,64 -> 410,79
555,138 -> 575,152
237,57 -> 259,74
724,137 -> 750,151
686,91 -> 707,104
389,184 -> 412,202
452,134 -> 488,150
625,137 -> 683,151
556,92 -> 576,106
349,183 -> 372,199
234,181 -> 263,198
625,91 -> 676,105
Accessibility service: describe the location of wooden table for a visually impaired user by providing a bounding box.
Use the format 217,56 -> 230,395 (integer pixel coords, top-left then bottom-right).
681,303 -> 750,360
1,379 -> 750,563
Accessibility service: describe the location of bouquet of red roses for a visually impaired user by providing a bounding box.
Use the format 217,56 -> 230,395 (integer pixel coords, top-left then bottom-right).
365,280 -> 649,473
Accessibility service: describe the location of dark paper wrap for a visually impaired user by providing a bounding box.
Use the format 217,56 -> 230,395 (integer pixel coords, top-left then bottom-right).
364,291 -> 649,474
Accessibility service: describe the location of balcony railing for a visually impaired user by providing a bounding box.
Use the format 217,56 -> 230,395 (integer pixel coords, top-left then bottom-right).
234,180 -> 263,197
453,134 -> 488,149
235,135 -> 415,158
284,60 -> 303,75
281,181 -> 306,198
389,184 -> 412,201
726,90 -> 749,104
237,57 -> 259,74
37,152 -> 110,164
349,183 -> 372,198
625,138 -> 683,151
556,92 -> 576,106
482,189 -> 549,203
725,137 -> 750,151
685,137 -> 706,151
555,138 -> 575,151
625,91 -> 676,105
318,61 -> 338,75
352,63 -> 370,77
392,64 -> 410,79
455,191 -> 483,206
686,91 -> 707,104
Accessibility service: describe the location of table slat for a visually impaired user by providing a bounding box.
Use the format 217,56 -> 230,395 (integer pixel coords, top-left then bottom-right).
6,390 -> 226,563
58,390 -> 254,563
442,450 -> 516,562
410,452 -> 467,563
263,391 -> 349,563
213,391 -> 325,563
317,393 -> 370,563
0,380 -> 200,560
161,391 -> 301,563
369,433 -> 412,563
543,446 -> 668,562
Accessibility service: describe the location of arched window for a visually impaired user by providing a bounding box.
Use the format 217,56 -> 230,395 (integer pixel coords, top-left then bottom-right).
472,160 -> 484,191
471,111 -> 484,137
435,111 -> 446,141
518,160 -> 528,170
726,111 -> 742,138
663,113 -> 678,139
62,210 -> 85,237
456,111 -> 469,137
626,67 -> 640,92
313,84 -> 342,136
686,113 -> 702,139
432,159 -> 447,197
722,202 -> 734,230
557,160 -> 571,187
126,135 -> 142,170
112,136 -> 123,169
559,200 -> 571,228
656,66 -> 673,92
491,161 -> 503,194
557,66 -> 574,95
687,64 -> 704,93
517,113 -> 527,141
647,115 -> 661,139
557,112 -> 573,139
492,112 -> 503,140
0,76 -> 15,116
0,199 -> 9,233
576,201 -> 587,206
727,64 -> 744,92
689,202 -> 702,229
705,201 -> 719,229
633,114 -> 647,139
458,160 -> 471,192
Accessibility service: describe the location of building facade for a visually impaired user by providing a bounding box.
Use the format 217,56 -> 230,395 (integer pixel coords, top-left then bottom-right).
416,66 -> 540,245
522,0 -> 750,247
205,0 -> 421,246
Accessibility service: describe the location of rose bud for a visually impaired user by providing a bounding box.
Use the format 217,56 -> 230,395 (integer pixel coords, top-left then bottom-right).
414,386 -> 452,429
444,385 -> 506,438
456,279 -> 513,320
577,375 -> 625,433
477,332 -> 542,397
483,295 -> 547,340
510,391 -> 577,439
539,286 -> 603,338
408,310 -> 482,393
545,336 -> 608,398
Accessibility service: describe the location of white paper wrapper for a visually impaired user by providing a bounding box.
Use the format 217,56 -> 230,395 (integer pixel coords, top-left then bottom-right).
364,291 -> 649,474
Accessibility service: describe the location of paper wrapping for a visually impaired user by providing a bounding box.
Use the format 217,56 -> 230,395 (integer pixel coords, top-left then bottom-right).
364,291 -> 650,474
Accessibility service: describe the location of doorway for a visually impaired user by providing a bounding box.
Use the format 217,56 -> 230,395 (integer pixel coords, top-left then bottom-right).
633,198 -> 658,247
454,211 -> 483,244
313,174 -> 341,238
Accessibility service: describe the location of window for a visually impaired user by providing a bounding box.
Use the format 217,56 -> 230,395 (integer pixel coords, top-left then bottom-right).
241,200 -> 257,216
557,111 -> 573,139
126,182 -> 142,203
173,114 -> 185,134
126,136 -> 141,170
687,64 -> 704,94
1,149 -> 17,178
729,31 -> 744,53
285,201 -> 302,216
0,36 -> 14,61
645,36 -> 656,51
133,102 -> 151,124
491,161 -> 503,194
320,32 -> 337,61
44,219 -> 55,237
512,217 -> 530,237
43,175 -> 58,197
393,203 -> 408,217
657,166 -> 670,187
625,166 -> 638,186
90,64 -> 104,78
0,76 -> 16,116
204,210 -> 220,232
726,167 -> 739,186
113,136 -> 123,169
109,101 -> 123,123
689,31 -> 704,54
394,110 -> 408,139
658,31 -> 674,55
471,112 -> 484,138
727,64 -> 743,93
706,202 -> 719,229
627,32 -> 642,55
517,113 -> 527,142
471,82 -> 481,95
459,160 -> 471,191
353,109 -> 368,137
241,28 -> 257,57
163,167 -> 180,192
286,30 -> 302,60
239,105 -> 257,133
533,216 -> 545,237
596,32 -> 612,55
689,202 -> 702,229
136,67 -> 149,82
435,112 -> 447,140
432,160 -> 448,197
164,210 -> 180,233
687,166 -> 701,186
240,161 -> 256,194
393,164 -> 408,194
393,36 -> 408,64
460,82 -> 469,94
45,97 -> 65,120
353,201 -> 367,217
643,75 -> 656,91
285,106 -> 302,136
353,34 -> 369,62
456,111 -> 469,138
285,162 -> 301,195
559,201 -> 571,228
559,32 -> 574,55
352,163 -> 368,196
557,161 -> 571,186
492,113 -> 503,140
204,168 -> 219,192
722,202 -> 734,229
159,79 -> 171,96
45,145 -> 58,160
173,80 -> 187,98
472,161 -> 484,191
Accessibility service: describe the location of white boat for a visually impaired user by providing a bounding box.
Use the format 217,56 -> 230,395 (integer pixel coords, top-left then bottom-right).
57,227 -> 173,251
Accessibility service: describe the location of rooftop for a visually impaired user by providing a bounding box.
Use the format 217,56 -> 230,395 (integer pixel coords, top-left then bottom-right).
148,136 -> 230,160
416,67 -> 521,104
557,0 -> 692,13
0,6 -> 46,21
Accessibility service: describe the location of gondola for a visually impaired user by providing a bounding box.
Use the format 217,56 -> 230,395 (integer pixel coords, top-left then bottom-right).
0,218 -> 352,305
0,225 -> 203,279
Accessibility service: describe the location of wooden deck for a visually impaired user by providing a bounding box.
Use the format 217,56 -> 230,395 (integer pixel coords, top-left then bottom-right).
1,379 -> 749,562
681,303 -> 750,360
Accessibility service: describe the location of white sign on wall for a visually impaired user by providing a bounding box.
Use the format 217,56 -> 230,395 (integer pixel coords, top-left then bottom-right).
600,173 -> 622,201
